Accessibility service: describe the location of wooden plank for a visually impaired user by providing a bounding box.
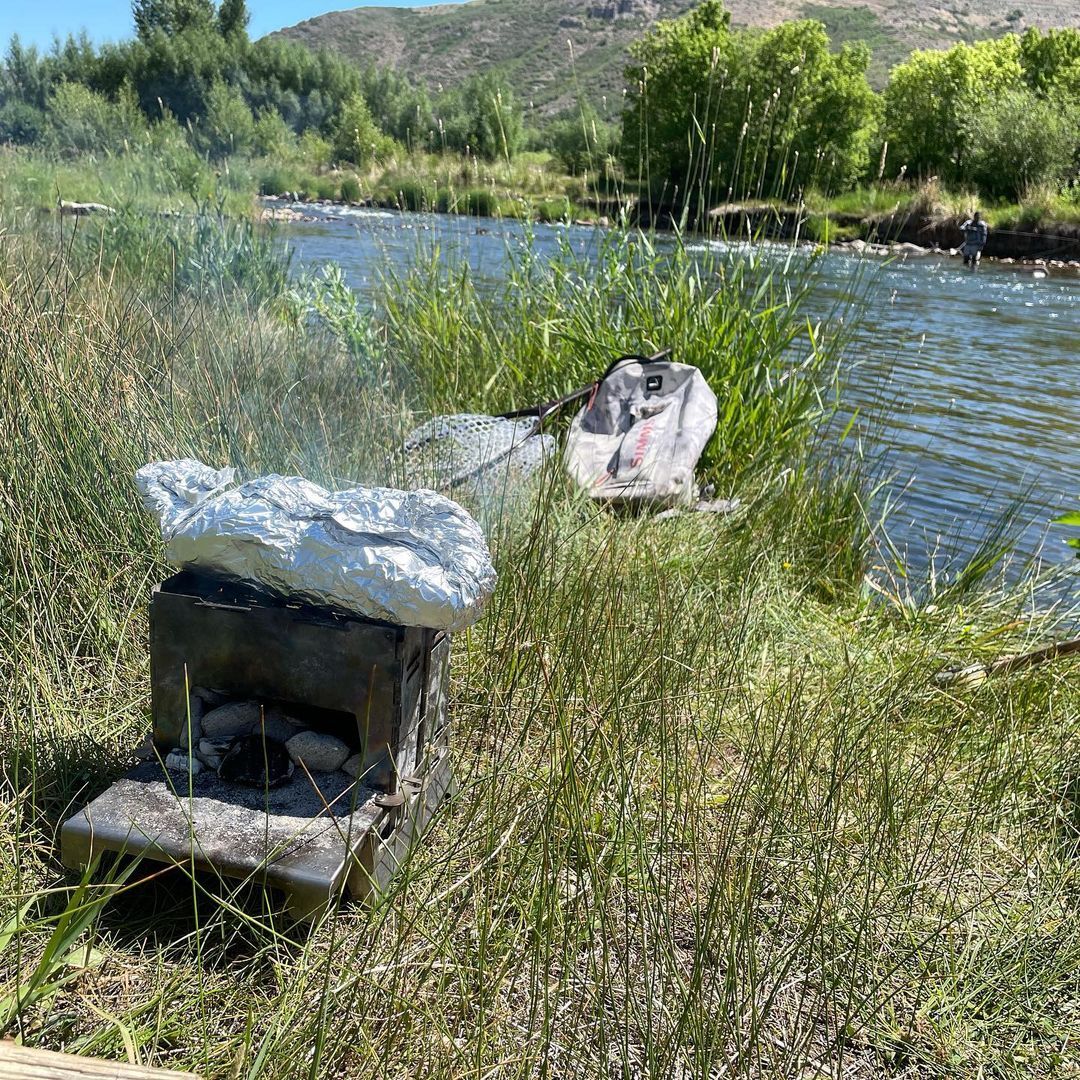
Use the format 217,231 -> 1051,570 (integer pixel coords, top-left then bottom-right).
0,1041 -> 200,1078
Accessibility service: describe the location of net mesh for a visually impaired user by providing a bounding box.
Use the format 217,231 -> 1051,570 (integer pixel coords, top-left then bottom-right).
403,414 -> 555,492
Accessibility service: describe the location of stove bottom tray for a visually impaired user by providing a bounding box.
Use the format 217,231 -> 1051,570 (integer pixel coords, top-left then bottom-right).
60,748 -> 451,920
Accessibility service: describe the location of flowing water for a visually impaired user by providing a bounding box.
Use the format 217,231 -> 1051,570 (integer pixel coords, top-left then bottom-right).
281,203 -> 1080,589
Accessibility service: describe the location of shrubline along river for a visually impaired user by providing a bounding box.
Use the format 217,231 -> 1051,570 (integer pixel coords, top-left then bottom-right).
279,203 -> 1080,591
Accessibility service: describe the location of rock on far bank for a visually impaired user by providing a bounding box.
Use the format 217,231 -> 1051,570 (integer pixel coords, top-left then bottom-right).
260,205 -> 319,223
835,238 -> 930,257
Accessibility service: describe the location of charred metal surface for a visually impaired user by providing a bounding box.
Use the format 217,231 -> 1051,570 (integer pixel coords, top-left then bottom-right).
150,572 -> 443,793
61,572 -> 453,918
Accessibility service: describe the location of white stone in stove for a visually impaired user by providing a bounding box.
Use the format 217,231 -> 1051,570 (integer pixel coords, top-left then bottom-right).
196,737 -> 233,769
202,701 -> 263,737
342,754 -> 363,779
286,731 -> 350,773
165,751 -> 204,775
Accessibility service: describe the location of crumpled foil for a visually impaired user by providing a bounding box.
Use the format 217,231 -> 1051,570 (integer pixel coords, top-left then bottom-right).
135,459 -> 497,631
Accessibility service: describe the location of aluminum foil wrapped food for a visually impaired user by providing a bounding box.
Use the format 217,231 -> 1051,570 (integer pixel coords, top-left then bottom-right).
135,459 -> 496,631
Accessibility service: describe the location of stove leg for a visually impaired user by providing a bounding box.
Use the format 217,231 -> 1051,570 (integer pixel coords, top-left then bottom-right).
346,747 -> 453,905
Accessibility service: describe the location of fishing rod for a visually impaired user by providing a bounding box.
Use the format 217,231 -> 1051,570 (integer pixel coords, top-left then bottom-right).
936,637 -> 1080,687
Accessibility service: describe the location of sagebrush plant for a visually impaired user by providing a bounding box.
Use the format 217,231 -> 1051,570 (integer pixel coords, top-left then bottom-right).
2,200 -> 1079,1080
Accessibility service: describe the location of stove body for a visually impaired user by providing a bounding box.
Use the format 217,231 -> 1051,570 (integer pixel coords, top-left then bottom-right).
61,572 -> 452,919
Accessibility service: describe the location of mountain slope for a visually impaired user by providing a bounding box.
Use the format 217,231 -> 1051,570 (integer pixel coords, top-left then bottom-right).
270,0 -> 1078,114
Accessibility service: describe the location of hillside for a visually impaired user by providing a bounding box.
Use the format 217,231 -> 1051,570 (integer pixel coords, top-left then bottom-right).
270,0 -> 1078,115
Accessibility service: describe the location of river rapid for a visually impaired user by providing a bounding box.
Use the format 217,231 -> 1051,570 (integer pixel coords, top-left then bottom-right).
279,203 -> 1080,595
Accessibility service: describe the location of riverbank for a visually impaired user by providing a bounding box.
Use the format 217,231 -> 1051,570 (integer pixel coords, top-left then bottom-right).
652,200 -> 1080,267
0,144 -> 600,226
5,142 -> 1079,266
261,190 -> 1080,275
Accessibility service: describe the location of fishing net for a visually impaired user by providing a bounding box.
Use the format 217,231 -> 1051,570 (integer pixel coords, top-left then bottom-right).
402,413 -> 556,494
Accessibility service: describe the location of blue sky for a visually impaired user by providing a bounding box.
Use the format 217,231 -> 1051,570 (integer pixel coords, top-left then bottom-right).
3,1 -> 468,50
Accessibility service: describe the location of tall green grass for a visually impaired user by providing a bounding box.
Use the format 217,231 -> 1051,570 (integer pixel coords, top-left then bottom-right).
2,206 -> 1079,1080
376,232 -> 851,493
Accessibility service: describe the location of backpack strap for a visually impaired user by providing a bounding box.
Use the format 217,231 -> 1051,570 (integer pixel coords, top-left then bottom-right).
497,349 -> 674,423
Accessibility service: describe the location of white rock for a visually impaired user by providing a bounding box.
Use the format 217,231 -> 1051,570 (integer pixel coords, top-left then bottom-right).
165,751 -> 204,775
286,731 -> 351,773
59,200 -> 116,216
196,737 -> 233,769
202,701 -> 262,737
342,754 -> 364,779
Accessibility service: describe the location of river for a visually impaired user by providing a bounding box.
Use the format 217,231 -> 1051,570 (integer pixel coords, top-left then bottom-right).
280,203 -> 1080,593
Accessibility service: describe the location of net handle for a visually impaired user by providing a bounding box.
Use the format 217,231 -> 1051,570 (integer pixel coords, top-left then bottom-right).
497,348 -> 672,423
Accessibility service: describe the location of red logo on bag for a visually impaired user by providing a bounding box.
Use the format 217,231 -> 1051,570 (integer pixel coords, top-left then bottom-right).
630,421 -> 655,469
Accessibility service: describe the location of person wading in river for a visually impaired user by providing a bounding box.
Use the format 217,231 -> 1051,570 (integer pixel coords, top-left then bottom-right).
960,211 -> 989,269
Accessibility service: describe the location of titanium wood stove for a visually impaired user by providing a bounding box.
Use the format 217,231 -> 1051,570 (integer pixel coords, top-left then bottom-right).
61,572 -> 452,919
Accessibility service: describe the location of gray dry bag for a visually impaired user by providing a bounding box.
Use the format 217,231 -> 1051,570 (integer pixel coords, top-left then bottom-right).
564,353 -> 718,507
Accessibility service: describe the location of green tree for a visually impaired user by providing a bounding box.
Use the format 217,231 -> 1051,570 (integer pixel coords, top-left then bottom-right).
1020,27 -> 1080,98
132,0 -> 215,41
124,26 -> 236,124
622,0 -> 736,196
743,21 -> 878,195
253,105 -> 292,155
882,37 -> 1024,183
331,94 -> 397,165
196,78 -> 254,157
622,2 -> 877,205
217,0 -> 249,39
0,33 -> 104,110
0,36 -> 49,141
963,85 -> 1079,199
298,129 -> 332,168
548,105 -> 619,176
1,36 -> 51,109
244,37 -> 362,133
359,64 -> 433,149
436,73 -> 523,161
44,81 -> 146,155
0,98 -> 45,143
